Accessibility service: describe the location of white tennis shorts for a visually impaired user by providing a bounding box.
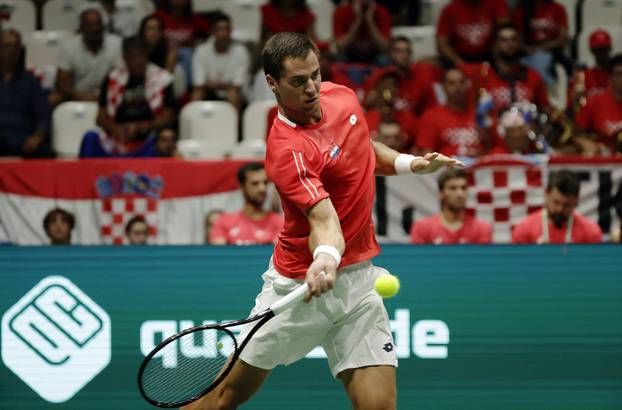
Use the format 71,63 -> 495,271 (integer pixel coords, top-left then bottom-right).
238,259 -> 398,378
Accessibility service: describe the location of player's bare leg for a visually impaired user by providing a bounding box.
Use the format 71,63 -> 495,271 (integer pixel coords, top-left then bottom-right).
338,365 -> 397,410
181,360 -> 270,410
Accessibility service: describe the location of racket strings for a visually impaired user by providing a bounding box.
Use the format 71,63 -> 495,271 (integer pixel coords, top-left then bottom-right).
141,328 -> 237,405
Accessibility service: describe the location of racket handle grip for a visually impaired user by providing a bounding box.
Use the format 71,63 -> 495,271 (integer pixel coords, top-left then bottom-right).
271,283 -> 309,315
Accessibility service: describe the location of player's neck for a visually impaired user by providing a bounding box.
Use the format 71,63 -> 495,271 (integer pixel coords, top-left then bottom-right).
441,208 -> 465,230
242,203 -> 267,220
279,105 -> 323,126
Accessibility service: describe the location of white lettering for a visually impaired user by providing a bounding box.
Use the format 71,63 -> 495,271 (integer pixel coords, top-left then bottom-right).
140,320 -> 178,368
413,320 -> 449,359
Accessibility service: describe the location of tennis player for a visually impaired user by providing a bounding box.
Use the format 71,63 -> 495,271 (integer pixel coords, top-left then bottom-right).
183,32 -> 464,410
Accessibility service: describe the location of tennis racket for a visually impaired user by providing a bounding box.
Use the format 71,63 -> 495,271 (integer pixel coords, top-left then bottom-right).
138,282 -> 309,408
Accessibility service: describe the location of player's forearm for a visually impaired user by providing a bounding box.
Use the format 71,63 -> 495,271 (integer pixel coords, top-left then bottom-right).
307,199 -> 345,257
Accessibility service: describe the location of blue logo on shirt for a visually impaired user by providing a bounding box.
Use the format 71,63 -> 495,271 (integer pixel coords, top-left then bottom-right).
329,144 -> 341,160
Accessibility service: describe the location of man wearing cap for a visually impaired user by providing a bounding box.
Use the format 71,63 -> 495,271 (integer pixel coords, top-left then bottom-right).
568,29 -> 612,113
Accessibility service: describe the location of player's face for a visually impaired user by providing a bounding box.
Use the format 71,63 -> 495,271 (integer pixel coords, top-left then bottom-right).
128,222 -> 149,245
242,169 -> 269,208
440,177 -> 468,212
268,50 -> 321,120
546,188 -> 578,228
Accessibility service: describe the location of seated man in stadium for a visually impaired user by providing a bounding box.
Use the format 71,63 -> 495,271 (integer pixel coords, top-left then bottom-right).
512,170 -> 602,244
43,208 -> 75,245
333,0 -> 392,63
51,6 -> 122,105
410,168 -> 492,244
191,12 -> 250,114
0,29 -> 52,158
417,67 -> 490,156
574,53 -> 622,156
568,29 -> 612,114
79,36 -> 175,158
490,105 -> 549,155
209,163 -> 283,245
436,0 -> 509,65
125,215 -> 149,245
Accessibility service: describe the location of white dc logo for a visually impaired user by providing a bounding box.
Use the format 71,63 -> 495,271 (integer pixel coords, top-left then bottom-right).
1,276 -> 111,403
350,114 -> 357,125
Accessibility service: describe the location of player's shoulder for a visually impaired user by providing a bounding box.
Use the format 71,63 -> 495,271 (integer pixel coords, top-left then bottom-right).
320,81 -> 358,101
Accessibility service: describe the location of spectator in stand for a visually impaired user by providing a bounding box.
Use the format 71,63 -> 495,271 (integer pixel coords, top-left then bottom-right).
191,12 -> 250,114
204,209 -> 223,244
125,215 -> 149,245
52,6 -> 122,105
333,0 -> 392,64
512,170 -> 602,244
490,105 -> 547,154
139,15 -> 177,73
43,208 -> 75,245
261,0 -> 317,44
384,36 -> 443,116
574,54 -> 622,156
410,168 -> 492,244
209,163 -> 283,245
79,36 -> 175,158
417,67 -> 487,157
437,0 -> 509,66
0,29 -> 52,158
461,24 -> 550,114
568,29 -> 612,114
154,126 -> 179,157
318,43 -> 356,91
364,69 -> 419,152
96,0 -> 145,38
154,0 -> 210,49
513,0 -> 569,86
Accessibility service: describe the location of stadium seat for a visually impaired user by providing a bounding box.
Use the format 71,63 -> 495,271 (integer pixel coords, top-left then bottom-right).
243,100 -> 277,141
0,0 -> 36,37
179,101 -> 238,158
392,26 -> 437,61
577,25 -> 622,66
43,0 -> 88,31
547,63 -> 568,110
581,0 -> 622,28
52,102 -> 99,157
25,30 -> 70,71
230,139 -> 267,159
308,0 -> 334,41
222,0 -> 264,43
192,0 -> 226,12
420,0 -> 450,25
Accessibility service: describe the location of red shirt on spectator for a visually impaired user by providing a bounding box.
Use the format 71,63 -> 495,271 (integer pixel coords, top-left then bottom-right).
437,0 -> 509,59
365,108 -> 420,151
461,62 -> 550,111
575,89 -> 622,152
568,67 -> 609,109
261,3 -> 315,35
333,2 -> 392,62
410,214 -> 492,244
512,209 -> 602,244
513,1 -> 567,44
417,105 -> 482,156
209,211 -> 283,245
154,10 -> 210,48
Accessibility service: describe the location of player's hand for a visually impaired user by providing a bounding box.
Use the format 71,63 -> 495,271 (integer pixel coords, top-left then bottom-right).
411,152 -> 465,174
304,253 -> 337,303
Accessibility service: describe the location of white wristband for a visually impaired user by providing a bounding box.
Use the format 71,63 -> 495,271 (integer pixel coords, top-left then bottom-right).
313,245 -> 341,266
394,154 -> 420,175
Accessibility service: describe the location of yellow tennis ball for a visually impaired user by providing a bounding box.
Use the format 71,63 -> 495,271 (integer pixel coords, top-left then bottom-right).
375,274 -> 400,298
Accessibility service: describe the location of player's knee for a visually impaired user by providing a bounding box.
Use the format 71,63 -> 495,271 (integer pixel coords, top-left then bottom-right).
354,394 -> 396,410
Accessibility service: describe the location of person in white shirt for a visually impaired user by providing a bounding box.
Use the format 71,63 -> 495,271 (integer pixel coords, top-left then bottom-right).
191,12 -> 250,113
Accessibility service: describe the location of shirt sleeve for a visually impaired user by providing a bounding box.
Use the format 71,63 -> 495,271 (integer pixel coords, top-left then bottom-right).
511,219 -> 532,244
269,148 -> 329,211
584,220 -> 602,243
409,221 -> 427,244
478,221 -> 493,244
191,46 -> 206,87
208,215 -> 227,243
436,5 -> 452,38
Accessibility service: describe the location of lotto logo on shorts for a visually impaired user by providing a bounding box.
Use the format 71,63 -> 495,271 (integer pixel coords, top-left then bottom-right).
1,276 -> 111,403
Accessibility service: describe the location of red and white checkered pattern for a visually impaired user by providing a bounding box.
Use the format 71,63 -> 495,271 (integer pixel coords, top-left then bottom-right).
99,197 -> 158,245
467,159 -> 545,242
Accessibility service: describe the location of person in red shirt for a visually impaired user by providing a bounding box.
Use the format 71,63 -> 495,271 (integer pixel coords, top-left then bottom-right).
568,29 -> 612,114
261,0 -> 316,43
183,32 -> 464,410
410,168 -> 492,244
461,24 -> 550,114
574,54 -> 622,155
154,0 -> 210,48
333,0 -> 392,63
512,170 -> 602,244
436,0 -> 509,65
209,163 -> 284,245
513,0 -> 569,86
417,67 -> 486,156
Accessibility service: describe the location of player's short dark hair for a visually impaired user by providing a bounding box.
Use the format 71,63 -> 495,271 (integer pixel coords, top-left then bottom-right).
237,162 -> 265,185
261,32 -> 319,82
438,168 -> 468,191
608,53 -> 622,73
122,35 -> 147,56
547,170 -> 580,197
125,215 -> 148,235
43,208 -> 75,232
